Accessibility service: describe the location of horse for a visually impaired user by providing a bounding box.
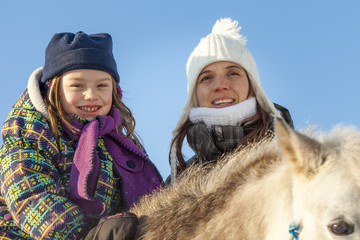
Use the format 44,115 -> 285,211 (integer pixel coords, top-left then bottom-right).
130,118 -> 360,239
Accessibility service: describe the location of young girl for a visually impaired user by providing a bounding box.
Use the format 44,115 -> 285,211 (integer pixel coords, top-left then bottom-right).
169,18 -> 293,183
0,32 -> 163,239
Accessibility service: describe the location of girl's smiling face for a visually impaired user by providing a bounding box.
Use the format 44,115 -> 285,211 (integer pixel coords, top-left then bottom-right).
195,61 -> 250,108
60,69 -> 113,121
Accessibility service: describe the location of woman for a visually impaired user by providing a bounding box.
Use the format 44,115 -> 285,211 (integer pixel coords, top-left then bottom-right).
169,18 -> 293,183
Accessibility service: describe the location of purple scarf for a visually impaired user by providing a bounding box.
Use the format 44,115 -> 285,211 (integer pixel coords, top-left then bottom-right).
64,108 -> 162,217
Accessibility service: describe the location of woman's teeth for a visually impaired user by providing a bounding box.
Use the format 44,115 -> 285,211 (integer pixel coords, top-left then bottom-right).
213,99 -> 234,105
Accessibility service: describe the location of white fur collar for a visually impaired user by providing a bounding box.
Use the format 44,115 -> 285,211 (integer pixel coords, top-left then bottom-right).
27,67 -> 49,120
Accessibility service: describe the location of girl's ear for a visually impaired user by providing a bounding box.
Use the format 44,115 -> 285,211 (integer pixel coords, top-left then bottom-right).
116,84 -> 122,99
57,77 -> 63,97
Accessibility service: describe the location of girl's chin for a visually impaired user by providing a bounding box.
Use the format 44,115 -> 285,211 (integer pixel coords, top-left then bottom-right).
80,114 -> 98,121
78,112 -> 100,121
84,117 -> 96,121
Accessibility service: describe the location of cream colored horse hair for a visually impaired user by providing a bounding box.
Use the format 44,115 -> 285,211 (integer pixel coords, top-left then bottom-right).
131,119 -> 360,240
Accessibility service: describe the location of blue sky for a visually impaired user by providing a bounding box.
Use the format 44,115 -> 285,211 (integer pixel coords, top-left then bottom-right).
1,0 -> 360,179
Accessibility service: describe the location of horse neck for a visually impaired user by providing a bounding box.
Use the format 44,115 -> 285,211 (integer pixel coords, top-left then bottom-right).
239,160 -> 295,240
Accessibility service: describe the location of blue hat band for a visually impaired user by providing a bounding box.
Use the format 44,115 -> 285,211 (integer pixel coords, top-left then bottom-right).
41,47 -> 119,83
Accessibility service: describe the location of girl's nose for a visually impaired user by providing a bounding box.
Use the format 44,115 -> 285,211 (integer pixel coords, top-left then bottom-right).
84,88 -> 98,101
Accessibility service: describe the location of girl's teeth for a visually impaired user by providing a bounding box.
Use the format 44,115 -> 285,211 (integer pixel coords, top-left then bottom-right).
81,107 -> 99,112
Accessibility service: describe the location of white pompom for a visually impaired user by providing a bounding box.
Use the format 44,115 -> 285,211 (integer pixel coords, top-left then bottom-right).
211,18 -> 247,46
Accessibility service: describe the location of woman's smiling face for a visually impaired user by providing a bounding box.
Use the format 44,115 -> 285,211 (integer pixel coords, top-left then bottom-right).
195,61 -> 250,108
60,69 -> 113,121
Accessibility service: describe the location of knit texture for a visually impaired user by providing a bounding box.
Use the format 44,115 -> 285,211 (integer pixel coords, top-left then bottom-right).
41,31 -> 120,88
189,97 -> 257,128
64,109 -> 162,215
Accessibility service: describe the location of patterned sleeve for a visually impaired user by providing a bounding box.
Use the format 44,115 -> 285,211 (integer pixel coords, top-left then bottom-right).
0,106 -> 86,239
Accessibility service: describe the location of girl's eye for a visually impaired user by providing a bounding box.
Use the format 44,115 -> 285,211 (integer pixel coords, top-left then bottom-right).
98,84 -> 109,88
70,84 -> 82,88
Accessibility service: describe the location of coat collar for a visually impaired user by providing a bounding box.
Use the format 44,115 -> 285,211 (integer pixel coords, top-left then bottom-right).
27,67 -> 49,120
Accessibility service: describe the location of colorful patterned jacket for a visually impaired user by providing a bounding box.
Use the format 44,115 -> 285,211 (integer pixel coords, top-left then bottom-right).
0,68 -> 163,239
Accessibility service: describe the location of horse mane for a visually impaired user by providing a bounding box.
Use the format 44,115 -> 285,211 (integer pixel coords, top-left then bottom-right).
131,133 -> 282,239
131,122 -> 360,239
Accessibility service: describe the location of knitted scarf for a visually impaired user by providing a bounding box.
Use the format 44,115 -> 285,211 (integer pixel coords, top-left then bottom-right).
187,97 -> 258,165
64,108 -> 148,216
189,97 -> 257,128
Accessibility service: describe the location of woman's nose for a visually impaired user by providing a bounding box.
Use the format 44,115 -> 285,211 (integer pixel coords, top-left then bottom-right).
213,75 -> 229,91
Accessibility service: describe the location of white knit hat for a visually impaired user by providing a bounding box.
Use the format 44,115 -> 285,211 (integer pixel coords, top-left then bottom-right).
170,18 -> 280,182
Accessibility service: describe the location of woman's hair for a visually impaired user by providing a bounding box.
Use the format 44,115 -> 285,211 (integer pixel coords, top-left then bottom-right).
169,83 -> 271,175
44,76 -> 144,149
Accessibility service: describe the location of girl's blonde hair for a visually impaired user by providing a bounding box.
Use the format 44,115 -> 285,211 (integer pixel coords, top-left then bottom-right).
44,76 -> 144,149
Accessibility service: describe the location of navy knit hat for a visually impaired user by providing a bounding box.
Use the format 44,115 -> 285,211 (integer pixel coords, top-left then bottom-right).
40,31 -> 120,88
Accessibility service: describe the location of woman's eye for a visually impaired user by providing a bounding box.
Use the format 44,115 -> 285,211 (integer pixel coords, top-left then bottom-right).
228,72 -> 239,77
199,76 -> 212,82
70,84 -> 82,88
